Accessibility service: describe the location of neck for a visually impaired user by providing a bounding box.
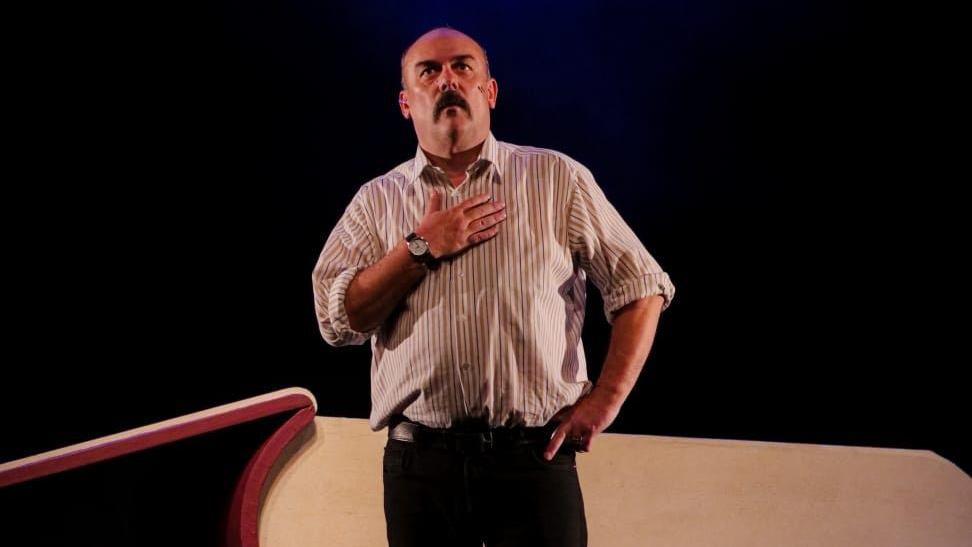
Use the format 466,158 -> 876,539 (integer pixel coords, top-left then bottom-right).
420,133 -> 487,185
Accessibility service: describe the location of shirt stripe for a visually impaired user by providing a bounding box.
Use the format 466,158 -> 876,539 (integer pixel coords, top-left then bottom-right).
312,132 -> 675,430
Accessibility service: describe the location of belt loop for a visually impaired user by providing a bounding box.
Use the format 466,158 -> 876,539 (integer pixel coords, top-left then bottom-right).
481,430 -> 493,452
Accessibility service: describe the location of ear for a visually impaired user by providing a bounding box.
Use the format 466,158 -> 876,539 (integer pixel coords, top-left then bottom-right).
484,78 -> 499,109
398,90 -> 410,119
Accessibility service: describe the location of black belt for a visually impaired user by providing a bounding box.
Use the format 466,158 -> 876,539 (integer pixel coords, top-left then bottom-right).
388,418 -> 580,454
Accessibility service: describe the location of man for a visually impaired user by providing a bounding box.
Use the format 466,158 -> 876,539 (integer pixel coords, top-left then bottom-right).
312,27 -> 675,547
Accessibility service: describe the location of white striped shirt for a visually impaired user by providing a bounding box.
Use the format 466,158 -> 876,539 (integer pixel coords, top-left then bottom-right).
312,132 -> 675,431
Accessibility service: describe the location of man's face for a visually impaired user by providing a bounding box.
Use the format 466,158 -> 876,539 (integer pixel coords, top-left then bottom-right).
399,31 -> 497,142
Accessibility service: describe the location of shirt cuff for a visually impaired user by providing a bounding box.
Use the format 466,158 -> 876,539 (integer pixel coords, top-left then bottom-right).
602,272 -> 676,324
326,266 -> 379,345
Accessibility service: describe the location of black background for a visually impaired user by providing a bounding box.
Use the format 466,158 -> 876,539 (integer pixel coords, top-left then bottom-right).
4,0 -> 966,475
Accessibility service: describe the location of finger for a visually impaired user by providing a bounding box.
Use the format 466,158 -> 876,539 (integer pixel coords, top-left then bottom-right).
464,200 -> 505,220
468,225 -> 500,244
544,425 -> 568,461
467,210 -> 507,232
426,190 -> 442,214
457,192 -> 492,212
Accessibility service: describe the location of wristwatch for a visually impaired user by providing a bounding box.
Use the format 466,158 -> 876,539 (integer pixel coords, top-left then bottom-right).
405,232 -> 439,269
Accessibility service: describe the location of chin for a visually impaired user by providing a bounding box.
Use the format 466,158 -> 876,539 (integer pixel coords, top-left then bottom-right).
440,110 -> 470,123
437,116 -> 470,133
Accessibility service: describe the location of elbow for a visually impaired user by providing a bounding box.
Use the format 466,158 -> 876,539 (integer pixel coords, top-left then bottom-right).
316,314 -> 358,347
318,325 -> 348,348
313,304 -> 342,347
311,284 -> 343,348
311,265 -> 372,347
314,300 -> 371,348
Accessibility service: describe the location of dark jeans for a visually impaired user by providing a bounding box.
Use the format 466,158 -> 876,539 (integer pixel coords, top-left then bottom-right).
382,431 -> 588,547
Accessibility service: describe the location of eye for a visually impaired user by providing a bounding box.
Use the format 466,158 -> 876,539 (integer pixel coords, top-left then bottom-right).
455,62 -> 471,71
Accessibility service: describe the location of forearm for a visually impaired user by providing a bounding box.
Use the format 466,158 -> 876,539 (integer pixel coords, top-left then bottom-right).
593,295 -> 666,406
345,239 -> 429,332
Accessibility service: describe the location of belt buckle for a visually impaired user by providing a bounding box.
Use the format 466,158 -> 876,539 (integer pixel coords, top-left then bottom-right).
455,430 -> 493,454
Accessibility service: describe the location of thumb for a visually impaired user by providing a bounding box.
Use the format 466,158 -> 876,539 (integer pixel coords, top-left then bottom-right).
425,190 -> 442,214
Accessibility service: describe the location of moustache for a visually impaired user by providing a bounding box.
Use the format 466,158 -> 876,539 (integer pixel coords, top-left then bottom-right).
433,90 -> 471,120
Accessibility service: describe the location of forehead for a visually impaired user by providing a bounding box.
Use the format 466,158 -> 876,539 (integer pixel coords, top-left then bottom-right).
404,33 -> 485,66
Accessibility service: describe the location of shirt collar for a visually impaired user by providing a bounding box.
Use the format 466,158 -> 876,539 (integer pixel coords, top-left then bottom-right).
410,131 -> 500,187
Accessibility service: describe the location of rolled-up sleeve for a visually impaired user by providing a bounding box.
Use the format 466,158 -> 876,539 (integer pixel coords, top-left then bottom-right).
312,184 -> 383,346
566,161 -> 676,324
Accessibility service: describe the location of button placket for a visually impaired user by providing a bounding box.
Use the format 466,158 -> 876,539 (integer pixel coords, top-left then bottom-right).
451,248 -> 474,416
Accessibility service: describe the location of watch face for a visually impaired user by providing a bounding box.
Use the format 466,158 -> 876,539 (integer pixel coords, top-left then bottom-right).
408,238 -> 429,255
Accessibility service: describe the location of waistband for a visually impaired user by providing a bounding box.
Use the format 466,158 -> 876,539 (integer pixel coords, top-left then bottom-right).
387,416 -> 576,454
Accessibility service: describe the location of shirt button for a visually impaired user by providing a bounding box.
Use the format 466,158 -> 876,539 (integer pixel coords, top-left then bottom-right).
460,363 -> 471,371
458,271 -> 464,278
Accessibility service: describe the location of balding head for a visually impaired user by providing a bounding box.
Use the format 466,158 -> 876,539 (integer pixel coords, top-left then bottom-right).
397,26 -> 498,155
400,27 -> 490,90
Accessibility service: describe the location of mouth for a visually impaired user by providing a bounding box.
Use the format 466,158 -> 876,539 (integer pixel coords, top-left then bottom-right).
434,92 -> 471,121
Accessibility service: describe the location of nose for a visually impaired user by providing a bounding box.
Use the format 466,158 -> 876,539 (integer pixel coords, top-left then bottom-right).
436,66 -> 459,92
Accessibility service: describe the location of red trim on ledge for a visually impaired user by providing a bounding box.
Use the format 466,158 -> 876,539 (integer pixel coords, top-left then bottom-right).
0,392 -> 315,489
225,405 -> 318,547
